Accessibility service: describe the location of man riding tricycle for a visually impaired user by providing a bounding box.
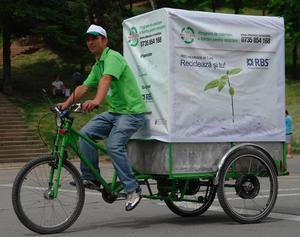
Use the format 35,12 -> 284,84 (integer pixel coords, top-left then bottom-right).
12,8 -> 287,234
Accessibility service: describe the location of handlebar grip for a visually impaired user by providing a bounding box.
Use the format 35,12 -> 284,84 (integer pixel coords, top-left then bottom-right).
50,106 -> 61,113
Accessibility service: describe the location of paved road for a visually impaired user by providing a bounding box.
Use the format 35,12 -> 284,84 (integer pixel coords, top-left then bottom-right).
0,156 -> 299,237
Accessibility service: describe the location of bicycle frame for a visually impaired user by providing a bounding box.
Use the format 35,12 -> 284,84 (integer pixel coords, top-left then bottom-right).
48,115 -> 119,197
49,115 -> 153,199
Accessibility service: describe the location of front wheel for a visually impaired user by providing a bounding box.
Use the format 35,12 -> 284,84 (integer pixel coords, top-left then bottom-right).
12,156 -> 85,234
217,147 -> 278,223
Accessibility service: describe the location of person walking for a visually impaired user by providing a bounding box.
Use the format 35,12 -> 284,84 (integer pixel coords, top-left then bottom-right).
58,24 -> 147,211
285,110 -> 293,158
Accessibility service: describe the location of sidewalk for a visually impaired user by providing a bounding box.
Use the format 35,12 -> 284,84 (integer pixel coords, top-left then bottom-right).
285,154 -> 300,175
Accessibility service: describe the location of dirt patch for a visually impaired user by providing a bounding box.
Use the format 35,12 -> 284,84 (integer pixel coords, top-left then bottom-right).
0,37 -> 44,65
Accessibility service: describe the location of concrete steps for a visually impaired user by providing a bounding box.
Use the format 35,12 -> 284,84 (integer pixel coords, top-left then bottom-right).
0,153 -> 50,163
0,147 -> 49,155
0,122 -> 27,127
0,93 -> 49,163
0,132 -> 38,141
0,117 -> 24,122
0,140 -> 43,146
0,142 -> 45,150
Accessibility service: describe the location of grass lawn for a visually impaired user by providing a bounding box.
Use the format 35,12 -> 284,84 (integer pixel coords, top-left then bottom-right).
286,80 -> 300,152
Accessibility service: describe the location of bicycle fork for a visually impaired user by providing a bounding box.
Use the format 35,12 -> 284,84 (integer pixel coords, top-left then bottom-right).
47,131 -> 68,199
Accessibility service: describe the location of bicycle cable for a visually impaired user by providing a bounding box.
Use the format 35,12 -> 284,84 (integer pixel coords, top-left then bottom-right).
37,112 -> 52,147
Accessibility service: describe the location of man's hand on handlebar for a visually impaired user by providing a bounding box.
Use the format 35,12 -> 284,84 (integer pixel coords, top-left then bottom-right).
82,99 -> 99,112
57,101 -> 70,111
56,99 -> 99,112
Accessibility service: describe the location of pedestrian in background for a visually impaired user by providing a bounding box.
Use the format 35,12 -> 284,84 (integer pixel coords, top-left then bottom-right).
286,110 -> 293,158
52,74 -> 66,97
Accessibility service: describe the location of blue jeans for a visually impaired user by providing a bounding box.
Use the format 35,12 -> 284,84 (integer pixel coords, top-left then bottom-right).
79,112 -> 146,193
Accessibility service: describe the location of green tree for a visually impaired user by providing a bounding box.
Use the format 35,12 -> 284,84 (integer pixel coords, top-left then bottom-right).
157,0 -> 210,10
87,0 -> 132,53
43,0 -> 89,72
0,0 -> 89,94
269,0 -> 300,78
232,0 -> 243,14
241,0 -> 270,15
211,0 -> 221,12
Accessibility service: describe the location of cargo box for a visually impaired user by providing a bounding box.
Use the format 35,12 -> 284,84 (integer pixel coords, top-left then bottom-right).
123,8 -> 285,143
123,9 -> 285,174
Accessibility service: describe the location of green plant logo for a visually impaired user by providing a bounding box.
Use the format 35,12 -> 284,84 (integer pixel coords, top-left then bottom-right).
128,26 -> 139,47
204,68 -> 242,123
180,26 -> 195,44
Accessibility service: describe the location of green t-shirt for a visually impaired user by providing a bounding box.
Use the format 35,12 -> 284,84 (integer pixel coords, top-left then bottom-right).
83,47 -> 146,114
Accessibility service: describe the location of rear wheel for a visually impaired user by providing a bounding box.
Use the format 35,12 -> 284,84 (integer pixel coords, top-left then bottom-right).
12,156 -> 85,234
217,147 -> 278,223
165,180 -> 216,217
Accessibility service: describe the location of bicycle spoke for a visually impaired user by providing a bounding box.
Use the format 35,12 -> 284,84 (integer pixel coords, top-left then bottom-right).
218,148 -> 278,223
13,157 -> 85,233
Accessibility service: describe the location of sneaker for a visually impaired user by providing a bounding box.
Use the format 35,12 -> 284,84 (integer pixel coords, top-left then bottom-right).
70,179 -> 101,191
125,187 -> 142,211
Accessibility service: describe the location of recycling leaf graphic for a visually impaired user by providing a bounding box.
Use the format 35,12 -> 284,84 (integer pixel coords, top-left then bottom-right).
204,68 -> 242,123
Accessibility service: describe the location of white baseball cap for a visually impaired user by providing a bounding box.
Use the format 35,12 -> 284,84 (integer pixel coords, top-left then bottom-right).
85,24 -> 107,38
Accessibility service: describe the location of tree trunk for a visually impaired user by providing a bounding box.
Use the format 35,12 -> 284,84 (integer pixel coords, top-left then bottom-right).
262,4 -> 268,16
2,22 -> 13,95
212,0 -> 218,12
149,0 -> 157,10
233,0 -> 243,14
262,0 -> 268,16
129,0 -> 133,12
292,40 -> 298,79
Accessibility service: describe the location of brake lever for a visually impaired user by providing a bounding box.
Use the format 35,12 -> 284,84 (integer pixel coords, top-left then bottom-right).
72,103 -> 98,113
72,103 -> 83,113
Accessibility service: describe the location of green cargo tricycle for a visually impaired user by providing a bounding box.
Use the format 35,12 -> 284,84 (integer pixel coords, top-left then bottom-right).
11,100 -> 288,234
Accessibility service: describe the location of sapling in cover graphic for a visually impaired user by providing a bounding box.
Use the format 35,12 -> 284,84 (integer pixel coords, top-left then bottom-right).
204,68 -> 242,123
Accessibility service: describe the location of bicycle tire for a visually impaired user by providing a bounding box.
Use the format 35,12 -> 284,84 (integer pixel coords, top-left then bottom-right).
12,155 -> 85,234
217,147 -> 278,223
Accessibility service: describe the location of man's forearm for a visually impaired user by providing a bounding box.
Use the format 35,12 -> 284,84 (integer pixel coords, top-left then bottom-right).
65,85 -> 88,106
94,75 -> 111,105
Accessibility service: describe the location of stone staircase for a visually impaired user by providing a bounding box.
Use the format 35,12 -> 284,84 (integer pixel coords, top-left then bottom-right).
0,93 -> 49,163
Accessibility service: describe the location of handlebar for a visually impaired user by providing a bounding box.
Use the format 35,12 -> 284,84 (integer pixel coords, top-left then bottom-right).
51,103 -> 83,119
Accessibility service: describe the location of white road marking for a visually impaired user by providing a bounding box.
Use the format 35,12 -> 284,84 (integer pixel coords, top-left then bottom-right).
208,206 -> 300,222
0,183 -> 100,196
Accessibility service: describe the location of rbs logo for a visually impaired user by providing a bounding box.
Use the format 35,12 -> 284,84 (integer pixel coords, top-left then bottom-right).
247,58 -> 270,68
